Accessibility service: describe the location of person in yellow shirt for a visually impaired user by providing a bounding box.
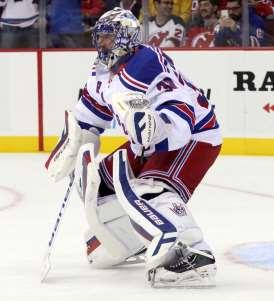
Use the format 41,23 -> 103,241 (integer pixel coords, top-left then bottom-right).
148,0 -> 192,23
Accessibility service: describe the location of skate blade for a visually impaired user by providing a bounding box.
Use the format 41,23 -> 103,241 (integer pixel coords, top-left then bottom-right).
112,255 -> 145,267
149,265 -> 216,288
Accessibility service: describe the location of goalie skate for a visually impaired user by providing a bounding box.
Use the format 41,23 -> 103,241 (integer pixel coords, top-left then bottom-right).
147,243 -> 217,288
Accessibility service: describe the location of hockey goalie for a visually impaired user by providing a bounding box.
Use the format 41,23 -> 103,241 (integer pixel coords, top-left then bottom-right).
45,7 -> 222,288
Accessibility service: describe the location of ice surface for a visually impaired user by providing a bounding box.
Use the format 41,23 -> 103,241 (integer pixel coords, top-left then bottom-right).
0,153 -> 274,301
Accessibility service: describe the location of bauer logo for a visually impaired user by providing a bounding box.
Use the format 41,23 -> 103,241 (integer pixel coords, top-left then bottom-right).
134,199 -> 164,226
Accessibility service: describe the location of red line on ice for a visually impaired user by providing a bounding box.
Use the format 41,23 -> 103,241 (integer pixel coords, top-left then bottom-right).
0,186 -> 23,211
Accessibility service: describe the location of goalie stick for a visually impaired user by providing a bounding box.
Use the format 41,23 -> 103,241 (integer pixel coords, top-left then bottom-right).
40,172 -> 75,282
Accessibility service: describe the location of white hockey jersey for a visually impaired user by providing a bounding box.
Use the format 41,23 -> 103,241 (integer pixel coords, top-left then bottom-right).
74,45 -> 222,156
0,0 -> 38,28
147,15 -> 185,47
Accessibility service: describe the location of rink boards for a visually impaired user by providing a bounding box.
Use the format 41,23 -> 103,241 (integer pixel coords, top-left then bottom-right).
0,49 -> 273,155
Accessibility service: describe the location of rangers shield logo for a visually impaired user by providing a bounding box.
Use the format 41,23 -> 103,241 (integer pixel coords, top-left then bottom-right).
169,202 -> 186,216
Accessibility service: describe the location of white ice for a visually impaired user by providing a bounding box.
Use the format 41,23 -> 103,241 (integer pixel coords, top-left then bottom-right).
0,153 -> 274,301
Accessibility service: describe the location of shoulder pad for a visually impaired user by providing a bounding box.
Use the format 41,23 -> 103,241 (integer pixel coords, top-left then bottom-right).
119,46 -> 167,92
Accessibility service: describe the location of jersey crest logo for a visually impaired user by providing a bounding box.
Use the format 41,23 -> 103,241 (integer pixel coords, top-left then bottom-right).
149,31 -> 169,47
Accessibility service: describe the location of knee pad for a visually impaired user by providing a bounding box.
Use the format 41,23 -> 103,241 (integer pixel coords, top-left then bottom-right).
144,186 -> 203,246
139,187 -> 203,270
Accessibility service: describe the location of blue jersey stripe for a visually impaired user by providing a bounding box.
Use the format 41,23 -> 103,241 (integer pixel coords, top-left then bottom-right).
77,120 -> 105,134
155,138 -> 169,151
1,15 -> 39,24
162,106 -> 194,133
194,107 -> 219,133
118,74 -> 147,93
81,98 -> 113,121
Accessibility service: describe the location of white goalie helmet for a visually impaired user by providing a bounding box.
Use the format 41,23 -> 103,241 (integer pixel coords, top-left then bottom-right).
92,7 -> 141,69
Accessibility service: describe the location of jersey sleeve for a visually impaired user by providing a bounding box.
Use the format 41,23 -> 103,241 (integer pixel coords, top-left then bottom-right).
119,47 -> 194,151
145,52 -> 218,152
74,83 -> 113,135
151,92 -> 194,151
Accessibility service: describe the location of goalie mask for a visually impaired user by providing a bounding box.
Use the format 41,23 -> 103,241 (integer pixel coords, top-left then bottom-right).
92,7 -> 141,69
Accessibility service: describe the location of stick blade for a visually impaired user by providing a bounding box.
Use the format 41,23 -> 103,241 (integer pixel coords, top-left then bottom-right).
40,252 -> 51,283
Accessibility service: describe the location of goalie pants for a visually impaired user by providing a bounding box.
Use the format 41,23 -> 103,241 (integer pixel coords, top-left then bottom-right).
99,140 -> 221,203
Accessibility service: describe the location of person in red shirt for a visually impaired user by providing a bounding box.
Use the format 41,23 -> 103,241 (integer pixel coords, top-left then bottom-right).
252,0 -> 274,17
249,0 -> 274,45
219,0 -> 274,17
185,0 -> 219,47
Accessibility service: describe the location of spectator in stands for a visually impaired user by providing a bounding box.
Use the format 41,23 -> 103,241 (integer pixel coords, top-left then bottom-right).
214,0 -> 267,46
219,0 -> 274,17
249,0 -> 274,17
0,0 -> 39,48
217,0 -> 228,9
105,0 -> 142,19
148,0 -> 192,23
185,0 -> 219,47
249,0 -> 274,45
146,0 -> 185,47
47,0 -> 90,48
81,0 -> 105,32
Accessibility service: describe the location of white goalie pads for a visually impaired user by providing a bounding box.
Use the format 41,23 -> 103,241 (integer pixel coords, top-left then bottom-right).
45,110 -> 100,182
85,194 -> 145,268
112,150 -> 217,288
112,149 -> 204,271
75,143 -> 144,268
